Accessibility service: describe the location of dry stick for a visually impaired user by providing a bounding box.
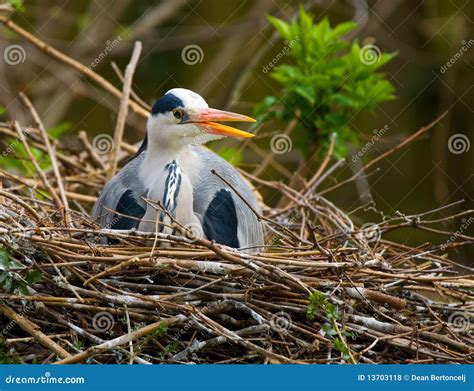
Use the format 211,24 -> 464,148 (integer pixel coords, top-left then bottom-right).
83,257 -> 140,286
304,132 -> 336,192
278,133 -> 337,212
13,121 -> 63,212
0,189 -> 40,221
110,61 -> 151,111
345,287 -> 406,310
54,315 -> 187,364
78,131 -> 105,170
19,93 -> 71,226
0,303 -> 71,359
320,111 -> 448,196
0,15 -> 149,119
106,41 -> 142,181
0,125 -> 86,171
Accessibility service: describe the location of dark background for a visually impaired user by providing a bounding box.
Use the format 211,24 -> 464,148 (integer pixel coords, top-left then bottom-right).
0,0 -> 472,263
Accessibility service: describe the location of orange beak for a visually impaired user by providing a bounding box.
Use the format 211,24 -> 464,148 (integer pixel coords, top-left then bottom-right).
186,108 -> 256,138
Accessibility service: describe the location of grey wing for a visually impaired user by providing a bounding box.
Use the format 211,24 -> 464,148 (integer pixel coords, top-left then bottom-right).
190,146 -> 264,249
91,154 -> 147,230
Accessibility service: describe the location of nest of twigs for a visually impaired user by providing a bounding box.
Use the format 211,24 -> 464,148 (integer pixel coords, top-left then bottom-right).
0,113 -> 473,364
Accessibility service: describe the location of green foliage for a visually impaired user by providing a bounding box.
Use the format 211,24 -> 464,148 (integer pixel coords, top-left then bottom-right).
256,7 -> 397,157
152,322 -> 169,337
306,290 -> 356,363
333,337 -> 352,361
306,290 -> 336,321
158,341 -> 178,359
0,342 -> 20,364
0,249 -> 42,294
0,122 -> 71,175
5,0 -> 25,13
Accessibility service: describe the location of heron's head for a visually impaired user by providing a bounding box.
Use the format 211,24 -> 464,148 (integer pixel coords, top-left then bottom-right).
147,88 -> 255,149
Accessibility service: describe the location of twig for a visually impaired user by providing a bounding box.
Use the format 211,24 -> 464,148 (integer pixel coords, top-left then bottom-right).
0,15 -> 149,119
19,93 -> 71,226
13,121 -> 63,213
0,303 -> 71,359
106,41 -> 142,181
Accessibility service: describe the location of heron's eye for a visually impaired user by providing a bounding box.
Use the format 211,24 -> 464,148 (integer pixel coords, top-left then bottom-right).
172,109 -> 184,120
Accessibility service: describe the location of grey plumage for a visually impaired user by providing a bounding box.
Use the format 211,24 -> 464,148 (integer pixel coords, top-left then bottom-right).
92,88 -> 264,250
92,145 -> 264,249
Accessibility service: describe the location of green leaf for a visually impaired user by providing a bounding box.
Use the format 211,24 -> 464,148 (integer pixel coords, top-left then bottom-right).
47,122 -> 71,139
267,16 -> 291,39
294,85 -> 316,104
0,249 -> 10,269
25,270 -> 42,285
330,21 -> 357,39
153,322 -> 168,337
259,11 -> 396,158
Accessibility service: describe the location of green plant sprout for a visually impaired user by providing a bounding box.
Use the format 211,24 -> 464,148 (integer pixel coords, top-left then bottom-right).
307,290 -> 356,363
256,6 -> 397,158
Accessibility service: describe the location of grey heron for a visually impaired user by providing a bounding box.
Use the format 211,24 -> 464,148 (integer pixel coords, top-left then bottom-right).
92,88 -> 264,250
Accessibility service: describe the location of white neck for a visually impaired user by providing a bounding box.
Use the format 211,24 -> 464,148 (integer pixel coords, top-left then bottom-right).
139,134 -> 189,186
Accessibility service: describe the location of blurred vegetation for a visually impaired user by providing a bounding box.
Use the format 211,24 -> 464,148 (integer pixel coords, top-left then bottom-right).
255,7 -> 397,158
0,0 -> 472,263
0,121 -> 70,174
